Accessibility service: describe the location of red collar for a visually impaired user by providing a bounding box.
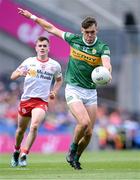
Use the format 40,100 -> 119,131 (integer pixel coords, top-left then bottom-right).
37,57 -> 49,62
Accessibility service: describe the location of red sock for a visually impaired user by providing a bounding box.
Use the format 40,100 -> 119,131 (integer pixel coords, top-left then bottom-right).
21,148 -> 29,154
14,145 -> 20,151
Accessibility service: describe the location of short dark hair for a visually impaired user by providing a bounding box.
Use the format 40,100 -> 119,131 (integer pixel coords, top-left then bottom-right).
81,16 -> 97,29
36,36 -> 49,43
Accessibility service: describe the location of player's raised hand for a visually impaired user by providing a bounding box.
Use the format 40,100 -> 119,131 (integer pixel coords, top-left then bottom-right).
18,8 -> 32,19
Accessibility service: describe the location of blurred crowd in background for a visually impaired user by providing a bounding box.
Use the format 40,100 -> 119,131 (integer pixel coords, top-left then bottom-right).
0,74 -> 140,151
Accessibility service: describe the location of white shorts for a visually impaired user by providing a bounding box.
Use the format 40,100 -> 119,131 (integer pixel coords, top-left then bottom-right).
65,84 -> 97,106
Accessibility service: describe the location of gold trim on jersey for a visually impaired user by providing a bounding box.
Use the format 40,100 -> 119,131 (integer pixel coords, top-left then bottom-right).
70,47 -> 102,66
28,69 -> 37,77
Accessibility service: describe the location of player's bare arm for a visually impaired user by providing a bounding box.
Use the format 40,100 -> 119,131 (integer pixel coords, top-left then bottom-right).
18,8 -> 64,39
102,56 -> 112,73
10,70 -> 21,80
49,76 -> 63,99
10,68 -> 29,80
101,56 -> 112,82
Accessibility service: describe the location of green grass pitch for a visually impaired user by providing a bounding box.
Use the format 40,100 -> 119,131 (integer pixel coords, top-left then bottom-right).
0,150 -> 140,180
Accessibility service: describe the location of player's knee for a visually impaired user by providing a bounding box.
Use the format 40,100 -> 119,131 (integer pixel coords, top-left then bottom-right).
30,124 -> 38,132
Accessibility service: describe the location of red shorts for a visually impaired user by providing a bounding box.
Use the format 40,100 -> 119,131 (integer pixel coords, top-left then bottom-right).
18,98 -> 48,117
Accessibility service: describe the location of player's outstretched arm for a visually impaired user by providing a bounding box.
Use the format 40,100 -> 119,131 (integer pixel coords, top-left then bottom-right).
102,56 -> 112,82
102,56 -> 112,73
18,8 -> 64,38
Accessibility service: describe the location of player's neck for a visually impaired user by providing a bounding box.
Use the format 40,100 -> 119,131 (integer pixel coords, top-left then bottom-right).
37,55 -> 49,62
82,36 -> 97,46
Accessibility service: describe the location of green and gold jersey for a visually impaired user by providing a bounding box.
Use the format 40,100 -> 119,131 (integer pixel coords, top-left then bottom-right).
63,32 -> 110,89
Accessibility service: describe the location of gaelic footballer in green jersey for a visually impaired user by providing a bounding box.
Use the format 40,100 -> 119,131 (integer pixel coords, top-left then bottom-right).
63,32 -> 110,89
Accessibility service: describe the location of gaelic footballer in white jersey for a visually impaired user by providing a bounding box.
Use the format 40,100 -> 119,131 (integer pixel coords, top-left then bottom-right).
17,56 -> 62,102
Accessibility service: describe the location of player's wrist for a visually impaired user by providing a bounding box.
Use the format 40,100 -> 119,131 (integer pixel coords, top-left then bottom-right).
30,14 -> 37,21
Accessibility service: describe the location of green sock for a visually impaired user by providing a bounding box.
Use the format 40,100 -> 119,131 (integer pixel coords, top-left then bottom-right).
74,154 -> 80,162
70,143 -> 78,152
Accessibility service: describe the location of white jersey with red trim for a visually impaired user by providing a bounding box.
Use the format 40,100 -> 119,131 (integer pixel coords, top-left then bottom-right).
17,57 -> 62,101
